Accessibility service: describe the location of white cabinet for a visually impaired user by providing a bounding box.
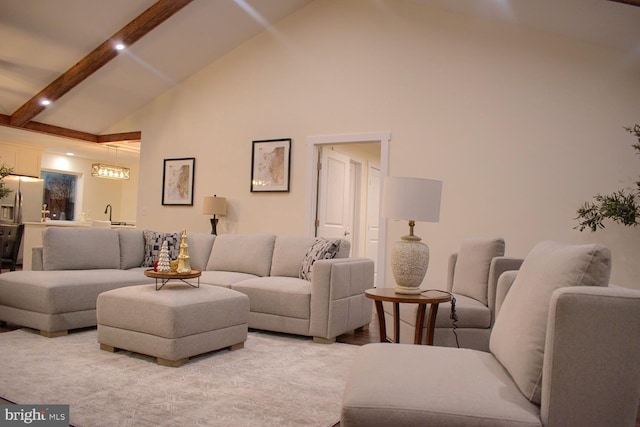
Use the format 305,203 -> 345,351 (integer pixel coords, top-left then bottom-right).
0,143 -> 42,177
0,145 -> 18,170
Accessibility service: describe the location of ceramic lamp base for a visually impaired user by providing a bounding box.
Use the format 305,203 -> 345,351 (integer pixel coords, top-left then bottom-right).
390,235 -> 429,294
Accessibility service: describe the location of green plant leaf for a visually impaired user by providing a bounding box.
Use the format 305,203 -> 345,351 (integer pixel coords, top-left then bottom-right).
575,124 -> 640,232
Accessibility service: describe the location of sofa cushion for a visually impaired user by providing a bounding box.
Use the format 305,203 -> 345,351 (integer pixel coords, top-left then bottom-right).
342,344 -> 541,426
489,241 -> 611,405
199,271 -> 258,288
0,270 -> 152,314
142,230 -> 180,267
206,234 -> 276,277
270,236 -> 317,277
43,227 -> 121,270
452,237 -> 505,305
391,293 -> 491,329
119,229 -> 145,269
186,232 -> 216,271
299,238 -> 341,281
232,276 -> 312,319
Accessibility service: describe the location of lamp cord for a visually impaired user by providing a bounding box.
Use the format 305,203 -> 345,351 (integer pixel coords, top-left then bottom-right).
420,289 -> 460,348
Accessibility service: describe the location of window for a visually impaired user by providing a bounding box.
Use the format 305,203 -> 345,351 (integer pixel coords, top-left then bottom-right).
42,171 -> 77,221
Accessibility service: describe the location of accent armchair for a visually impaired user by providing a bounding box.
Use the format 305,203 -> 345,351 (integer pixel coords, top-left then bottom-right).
342,241 -> 640,427
384,237 -> 523,350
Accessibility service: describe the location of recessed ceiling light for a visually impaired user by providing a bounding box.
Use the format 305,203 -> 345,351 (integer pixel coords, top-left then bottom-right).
66,152 -> 75,156
115,43 -> 126,51
40,99 -> 51,106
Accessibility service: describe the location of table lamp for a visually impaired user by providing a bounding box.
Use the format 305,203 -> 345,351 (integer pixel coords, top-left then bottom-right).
381,176 -> 442,294
202,195 -> 227,235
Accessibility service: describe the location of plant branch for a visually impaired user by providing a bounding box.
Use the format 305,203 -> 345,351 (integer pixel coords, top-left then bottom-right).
575,124 -> 640,232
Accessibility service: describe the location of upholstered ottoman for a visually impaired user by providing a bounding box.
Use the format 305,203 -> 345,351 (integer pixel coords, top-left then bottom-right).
97,283 -> 249,367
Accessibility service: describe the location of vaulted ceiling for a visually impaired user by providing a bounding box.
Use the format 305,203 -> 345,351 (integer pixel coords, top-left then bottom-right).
1,0 -> 639,162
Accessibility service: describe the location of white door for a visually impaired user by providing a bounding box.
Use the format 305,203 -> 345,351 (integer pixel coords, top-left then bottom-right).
365,164 -> 380,276
316,148 -> 351,242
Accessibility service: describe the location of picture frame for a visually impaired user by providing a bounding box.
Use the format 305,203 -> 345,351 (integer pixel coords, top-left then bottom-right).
251,138 -> 291,192
162,157 -> 195,205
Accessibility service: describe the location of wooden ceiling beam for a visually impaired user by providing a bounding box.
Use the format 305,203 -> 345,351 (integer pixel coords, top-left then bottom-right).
9,0 -> 194,128
608,0 -> 640,7
97,132 -> 142,143
0,114 -> 140,143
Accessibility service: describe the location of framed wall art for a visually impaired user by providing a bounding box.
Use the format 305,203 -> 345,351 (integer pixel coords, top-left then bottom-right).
162,157 -> 195,205
251,138 -> 291,192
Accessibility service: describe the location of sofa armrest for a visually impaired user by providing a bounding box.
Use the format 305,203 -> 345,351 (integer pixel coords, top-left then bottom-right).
487,257 -> 524,322
309,257 -> 374,340
541,286 -> 640,427
494,270 -> 519,319
31,247 -> 43,271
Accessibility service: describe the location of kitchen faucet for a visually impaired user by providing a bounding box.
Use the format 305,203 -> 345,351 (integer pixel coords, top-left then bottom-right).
104,204 -> 112,222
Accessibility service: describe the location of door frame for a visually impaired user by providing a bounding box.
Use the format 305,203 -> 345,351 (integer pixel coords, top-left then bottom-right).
305,132 -> 390,288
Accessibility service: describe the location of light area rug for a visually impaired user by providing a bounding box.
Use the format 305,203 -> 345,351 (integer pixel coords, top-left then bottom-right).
0,328 -> 359,426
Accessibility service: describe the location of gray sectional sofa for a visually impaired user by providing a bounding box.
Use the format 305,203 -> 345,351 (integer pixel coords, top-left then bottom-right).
0,227 -> 374,341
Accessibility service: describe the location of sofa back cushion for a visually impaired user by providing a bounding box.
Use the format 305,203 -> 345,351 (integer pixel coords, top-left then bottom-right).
335,239 -> 350,259
118,229 -> 145,269
489,241 -> 611,405
452,237 -> 505,305
270,236 -> 351,278
206,234 -> 276,276
43,227 -> 121,270
186,232 -> 216,271
270,236 -> 317,277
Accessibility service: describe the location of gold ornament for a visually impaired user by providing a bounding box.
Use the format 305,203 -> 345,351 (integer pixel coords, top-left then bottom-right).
176,229 -> 191,273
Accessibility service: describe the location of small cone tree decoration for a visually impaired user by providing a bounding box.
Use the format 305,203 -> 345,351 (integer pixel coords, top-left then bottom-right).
157,241 -> 171,272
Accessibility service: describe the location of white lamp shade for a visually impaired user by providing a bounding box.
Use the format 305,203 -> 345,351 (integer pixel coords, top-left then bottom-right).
381,176 -> 442,222
202,196 -> 227,215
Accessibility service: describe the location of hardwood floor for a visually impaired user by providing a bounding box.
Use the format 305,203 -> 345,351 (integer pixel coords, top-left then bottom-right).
337,317 -> 381,345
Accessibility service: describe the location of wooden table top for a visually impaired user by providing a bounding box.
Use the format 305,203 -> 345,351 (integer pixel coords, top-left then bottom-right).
365,287 -> 452,304
144,269 -> 202,279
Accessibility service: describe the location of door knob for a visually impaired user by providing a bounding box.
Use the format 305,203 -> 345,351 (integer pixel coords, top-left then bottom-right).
344,231 -> 350,236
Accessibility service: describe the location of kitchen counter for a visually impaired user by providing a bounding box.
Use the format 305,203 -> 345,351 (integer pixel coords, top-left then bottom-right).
22,221 -> 136,270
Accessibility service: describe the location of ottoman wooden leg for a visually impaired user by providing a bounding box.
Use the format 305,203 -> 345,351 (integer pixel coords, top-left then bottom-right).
100,343 -> 118,352
157,357 -> 188,367
41,330 -> 68,338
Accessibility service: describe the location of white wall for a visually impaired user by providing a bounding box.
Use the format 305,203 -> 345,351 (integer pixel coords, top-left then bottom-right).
41,153 -> 139,223
110,0 -> 640,289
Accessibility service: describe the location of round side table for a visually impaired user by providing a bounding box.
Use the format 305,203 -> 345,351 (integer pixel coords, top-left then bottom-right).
365,288 -> 452,345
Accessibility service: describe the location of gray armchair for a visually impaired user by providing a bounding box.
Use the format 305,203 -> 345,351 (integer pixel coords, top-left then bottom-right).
342,241 -> 640,426
384,237 -> 523,350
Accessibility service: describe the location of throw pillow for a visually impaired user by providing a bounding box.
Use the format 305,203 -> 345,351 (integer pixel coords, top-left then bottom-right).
299,238 -> 341,281
489,241 -> 611,405
142,230 -> 180,267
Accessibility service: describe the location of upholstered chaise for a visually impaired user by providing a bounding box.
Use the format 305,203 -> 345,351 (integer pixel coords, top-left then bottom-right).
342,241 -> 640,426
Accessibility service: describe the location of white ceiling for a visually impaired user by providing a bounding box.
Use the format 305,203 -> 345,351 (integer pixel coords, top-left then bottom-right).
1,0 -> 639,163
